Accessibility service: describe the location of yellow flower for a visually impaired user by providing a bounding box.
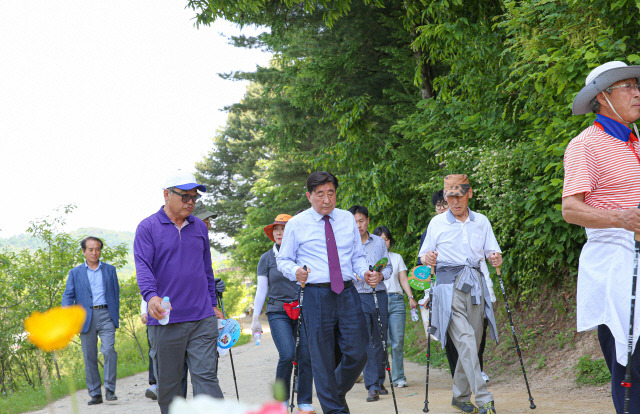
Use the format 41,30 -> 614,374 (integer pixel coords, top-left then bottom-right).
24,306 -> 86,352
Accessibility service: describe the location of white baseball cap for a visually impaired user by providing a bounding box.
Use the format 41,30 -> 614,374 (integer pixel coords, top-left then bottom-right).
163,169 -> 207,192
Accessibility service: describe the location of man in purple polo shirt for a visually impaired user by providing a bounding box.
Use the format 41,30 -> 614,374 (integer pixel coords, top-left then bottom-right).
134,169 -> 224,413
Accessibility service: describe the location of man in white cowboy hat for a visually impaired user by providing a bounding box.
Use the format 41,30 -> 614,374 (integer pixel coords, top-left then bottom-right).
563,61 -> 640,413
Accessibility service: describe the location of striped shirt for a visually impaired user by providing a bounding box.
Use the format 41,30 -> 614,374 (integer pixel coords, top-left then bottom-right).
563,115 -> 640,209
354,233 -> 392,293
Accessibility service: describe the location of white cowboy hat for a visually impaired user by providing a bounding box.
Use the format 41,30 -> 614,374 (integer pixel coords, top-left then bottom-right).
572,61 -> 640,115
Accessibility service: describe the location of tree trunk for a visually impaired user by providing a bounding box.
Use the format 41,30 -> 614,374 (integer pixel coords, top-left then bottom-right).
403,0 -> 433,99
1,359 -> 6,394
133,331 -> 145,364
52,351 -> 61,381
16,354 -> 33,386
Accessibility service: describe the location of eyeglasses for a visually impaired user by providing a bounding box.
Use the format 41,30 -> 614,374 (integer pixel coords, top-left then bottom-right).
435,202 -> 448,210
606,83 -> 640,92
169,188 -> 201,203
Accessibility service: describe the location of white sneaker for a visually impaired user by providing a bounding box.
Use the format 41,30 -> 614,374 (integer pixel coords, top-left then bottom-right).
481,371 -> 490,383
145,384 -> 158,400
298,403 -> 315,413
395,380 -> 408,388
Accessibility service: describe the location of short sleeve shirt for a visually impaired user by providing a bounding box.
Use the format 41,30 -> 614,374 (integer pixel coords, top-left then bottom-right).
384,252 -> 408,293
257,245 -> 299,313
563,124 -> 640,209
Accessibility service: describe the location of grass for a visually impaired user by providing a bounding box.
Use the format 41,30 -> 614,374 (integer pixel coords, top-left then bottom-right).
403,313 -> 450,371
0,328 -> 149,414
236,332 -> 251,347
1,330 -> 253,414
402,276 -> 612,391
574,355 -> 610,386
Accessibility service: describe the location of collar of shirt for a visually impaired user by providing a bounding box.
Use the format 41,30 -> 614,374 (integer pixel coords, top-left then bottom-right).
363,232 -> 374,245
308,207 -> 336,222
594,114 -> 638,143
83,260 -> 102,270
445,208 -> 475,224
158,206 -> 193,229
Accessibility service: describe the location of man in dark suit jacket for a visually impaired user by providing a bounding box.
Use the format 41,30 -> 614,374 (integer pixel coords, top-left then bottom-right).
62,236 -> 120,406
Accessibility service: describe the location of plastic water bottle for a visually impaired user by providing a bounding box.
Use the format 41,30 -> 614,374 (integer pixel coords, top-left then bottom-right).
411,308 -> 419,322
253,332 -> 261,345
159,296 -> 171,325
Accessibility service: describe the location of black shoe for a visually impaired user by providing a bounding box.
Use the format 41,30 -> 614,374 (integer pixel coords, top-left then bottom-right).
366,388 -> 379,402
105,390 -> 118,401
379,385 -> 389,395
478,401 -> 496,414
452,397 -> 478,413
339,394 -> 350,413
88,395 -> 103,405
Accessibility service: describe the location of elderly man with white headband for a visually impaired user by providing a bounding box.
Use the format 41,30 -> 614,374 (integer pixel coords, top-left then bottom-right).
563,61 -> 640,413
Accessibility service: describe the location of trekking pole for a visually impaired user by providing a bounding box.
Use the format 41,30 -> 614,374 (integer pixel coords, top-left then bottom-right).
494,257 -> 536,410
423,265 -> 435,413
216,293 -> 240,401
622,215 -> 640,414
369,264 -> 399,414
290,265 -> 307,413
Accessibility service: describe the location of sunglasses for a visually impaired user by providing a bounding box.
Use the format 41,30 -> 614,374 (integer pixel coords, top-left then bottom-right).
169,188 -> 201,203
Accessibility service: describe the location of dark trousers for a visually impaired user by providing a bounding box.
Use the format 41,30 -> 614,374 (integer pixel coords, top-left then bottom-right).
147,328 -> 155,385
268,310 -> 313,405
303,284 -> 368,414
359,291 -> 389,391
445,318 -> 487,378
147,328 -> 189,397
598,324 -> 640,414
148,316 -> 222,414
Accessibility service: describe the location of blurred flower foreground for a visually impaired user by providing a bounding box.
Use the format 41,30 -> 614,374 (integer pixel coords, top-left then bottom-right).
24,305 -> 86,352
170,395 -> 286,414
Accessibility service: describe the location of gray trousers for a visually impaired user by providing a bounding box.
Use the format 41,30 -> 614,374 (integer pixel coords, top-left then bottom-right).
80,308 -> 117,397
447,287 -> 493,406
148,315 -> 222,414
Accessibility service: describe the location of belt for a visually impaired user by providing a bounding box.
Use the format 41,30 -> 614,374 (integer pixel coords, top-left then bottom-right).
306,280 -> 354,289
267,298 -> 290,306
388,292 -> 404,297
92,305 -> 108,309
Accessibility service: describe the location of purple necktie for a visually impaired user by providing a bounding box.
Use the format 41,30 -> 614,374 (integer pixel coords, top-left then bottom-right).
323,215 -> 344,294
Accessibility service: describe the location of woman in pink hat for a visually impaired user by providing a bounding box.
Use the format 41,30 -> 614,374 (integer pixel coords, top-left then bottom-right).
251,214 -> 315,413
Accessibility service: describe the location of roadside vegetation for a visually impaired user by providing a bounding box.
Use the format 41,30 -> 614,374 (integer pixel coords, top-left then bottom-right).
404,273 -> 611,389
0,207 -> 253,414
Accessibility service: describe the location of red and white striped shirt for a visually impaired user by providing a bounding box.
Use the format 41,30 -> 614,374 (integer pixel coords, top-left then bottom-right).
563,124 -> 640,210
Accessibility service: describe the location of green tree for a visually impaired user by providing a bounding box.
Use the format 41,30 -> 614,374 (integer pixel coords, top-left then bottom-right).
118,276 -> 146,363
0,206 -> 129,394
189,0 -> 640,297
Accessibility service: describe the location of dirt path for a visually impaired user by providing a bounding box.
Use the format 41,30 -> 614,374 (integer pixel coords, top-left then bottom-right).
24,321 -> 614,414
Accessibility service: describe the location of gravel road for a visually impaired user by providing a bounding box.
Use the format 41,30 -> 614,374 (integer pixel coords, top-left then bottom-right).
24,321 -> 614,414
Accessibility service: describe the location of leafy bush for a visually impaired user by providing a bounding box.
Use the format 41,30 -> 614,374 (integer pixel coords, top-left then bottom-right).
574,355 -> 610,386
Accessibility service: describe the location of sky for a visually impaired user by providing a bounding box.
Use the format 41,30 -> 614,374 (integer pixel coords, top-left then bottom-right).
0,1 -> 271,237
